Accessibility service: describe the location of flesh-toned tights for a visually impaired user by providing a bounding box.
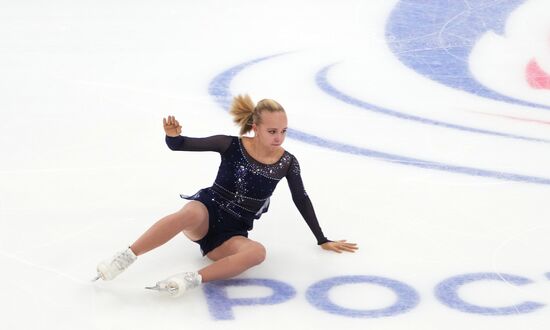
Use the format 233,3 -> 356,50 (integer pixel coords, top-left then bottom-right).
129,201 -> 265,282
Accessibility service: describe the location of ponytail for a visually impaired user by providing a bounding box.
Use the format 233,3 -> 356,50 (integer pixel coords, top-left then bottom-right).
229,94 -> 255,136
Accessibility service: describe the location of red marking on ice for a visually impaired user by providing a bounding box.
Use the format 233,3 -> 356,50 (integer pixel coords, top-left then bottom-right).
469,110 -> 550,126
526,58 -> 550,89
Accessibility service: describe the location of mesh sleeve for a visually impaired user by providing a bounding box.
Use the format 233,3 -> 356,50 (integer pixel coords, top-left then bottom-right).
286,155 -> 330,245
165,135 -> 232,153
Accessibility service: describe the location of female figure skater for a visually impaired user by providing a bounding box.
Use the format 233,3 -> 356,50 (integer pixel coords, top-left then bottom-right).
94,95 -> 358,297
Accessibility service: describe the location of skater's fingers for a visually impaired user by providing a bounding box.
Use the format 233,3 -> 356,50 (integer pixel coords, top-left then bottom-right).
341,242 -> 358,248
335,240 -> 358,250
338,245 -> 358,253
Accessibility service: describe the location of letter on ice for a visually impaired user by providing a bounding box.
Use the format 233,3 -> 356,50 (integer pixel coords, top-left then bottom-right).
202,273 -> 547,320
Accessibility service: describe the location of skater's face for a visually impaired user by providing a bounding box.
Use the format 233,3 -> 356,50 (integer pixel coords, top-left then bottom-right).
253,111 -> 287,150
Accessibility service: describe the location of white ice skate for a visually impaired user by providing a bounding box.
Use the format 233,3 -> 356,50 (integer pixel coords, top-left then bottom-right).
93,247 -> 137,281
145,271 -> 202,297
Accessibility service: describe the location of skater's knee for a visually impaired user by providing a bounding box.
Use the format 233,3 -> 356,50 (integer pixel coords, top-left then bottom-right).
246,242 -> 266,266
177,202 -> 208,226
177,202 -> 209,240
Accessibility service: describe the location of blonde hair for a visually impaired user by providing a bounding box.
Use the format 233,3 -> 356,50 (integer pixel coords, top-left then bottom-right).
229,94 -> 285,136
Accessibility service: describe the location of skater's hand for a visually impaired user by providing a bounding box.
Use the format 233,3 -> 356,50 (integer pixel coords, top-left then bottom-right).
321,240 -> 358,254
163,115 -> 182,137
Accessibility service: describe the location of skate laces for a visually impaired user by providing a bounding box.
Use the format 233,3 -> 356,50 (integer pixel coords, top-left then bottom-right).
112,250 -> 136,271
181,272 -> 201,289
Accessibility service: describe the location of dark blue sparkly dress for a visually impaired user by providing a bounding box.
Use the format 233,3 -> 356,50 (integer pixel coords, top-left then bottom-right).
165,135 -> 329,255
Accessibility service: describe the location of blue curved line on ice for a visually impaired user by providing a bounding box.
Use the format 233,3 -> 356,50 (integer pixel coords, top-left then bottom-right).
386,0 -> 550,111
209,53 -> 292,110
207,54 -> 550,186
317,63 -> 550,144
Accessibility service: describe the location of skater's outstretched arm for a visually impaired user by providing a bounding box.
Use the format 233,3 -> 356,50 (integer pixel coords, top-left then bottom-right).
163,115 -> 232,153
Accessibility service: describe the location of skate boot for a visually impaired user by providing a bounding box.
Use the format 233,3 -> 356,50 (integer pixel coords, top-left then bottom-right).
94,247 -> 137,281
145,271 -> 202,297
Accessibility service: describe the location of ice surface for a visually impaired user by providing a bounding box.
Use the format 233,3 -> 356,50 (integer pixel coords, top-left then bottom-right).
1,0 -> 549,329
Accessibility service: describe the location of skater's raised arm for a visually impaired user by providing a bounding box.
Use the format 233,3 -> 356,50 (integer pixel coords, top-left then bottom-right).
163,115 -> 232,153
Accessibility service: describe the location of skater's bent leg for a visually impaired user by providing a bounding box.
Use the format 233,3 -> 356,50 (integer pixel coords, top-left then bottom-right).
199,236 -> 266,283
130,201 -> 209,256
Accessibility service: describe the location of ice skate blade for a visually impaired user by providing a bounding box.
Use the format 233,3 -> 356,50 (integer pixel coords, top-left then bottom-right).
145,284 -> 177,294
145,285 -> 167,292
91,275 -> 101,282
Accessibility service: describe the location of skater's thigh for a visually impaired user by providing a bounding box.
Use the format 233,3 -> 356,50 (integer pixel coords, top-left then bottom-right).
180,201 -> 209,241
206,236 -> 264,261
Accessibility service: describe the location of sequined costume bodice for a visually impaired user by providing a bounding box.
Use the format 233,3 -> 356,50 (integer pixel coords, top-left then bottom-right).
165,135 -> 329,245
